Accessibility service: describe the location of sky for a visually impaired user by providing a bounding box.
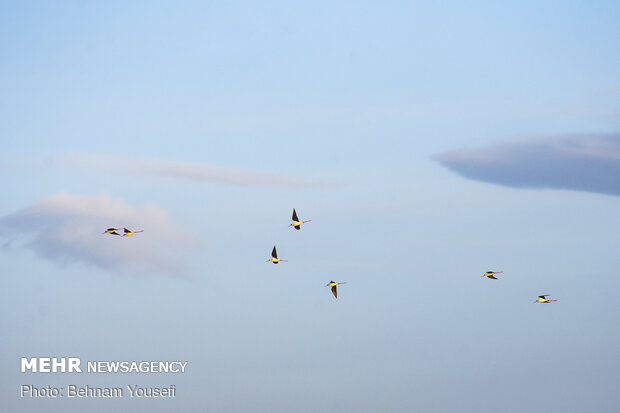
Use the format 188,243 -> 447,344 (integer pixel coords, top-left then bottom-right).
1,1 -> 620,412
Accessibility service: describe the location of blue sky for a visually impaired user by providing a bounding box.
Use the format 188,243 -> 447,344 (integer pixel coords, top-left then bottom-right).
2,1 -> 620,412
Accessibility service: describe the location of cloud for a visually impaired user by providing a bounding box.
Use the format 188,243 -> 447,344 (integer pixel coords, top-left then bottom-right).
65,153 -> 322,188
0,192 -> 190,275
433,133 -> 620,196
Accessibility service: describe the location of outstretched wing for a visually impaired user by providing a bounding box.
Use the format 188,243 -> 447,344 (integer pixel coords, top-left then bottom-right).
488,275 -> 497,279
294,225 -> 301,230
292,208 -> 299,221
271,246 -> 277,258
331,285 -> 338,298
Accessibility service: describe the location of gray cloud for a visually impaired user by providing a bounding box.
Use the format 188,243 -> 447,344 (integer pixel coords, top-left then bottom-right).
0,193 -> 190,275
433,134 -> 620,196
65,154 -> 322,188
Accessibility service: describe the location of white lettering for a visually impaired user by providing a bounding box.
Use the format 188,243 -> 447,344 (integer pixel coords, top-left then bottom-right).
51,358 -> 65,373
20,385 -> 62,397
178,361 -> 188,372
21,358 -> 37,373
39,357 -> 51,373
68,357 -> 82,372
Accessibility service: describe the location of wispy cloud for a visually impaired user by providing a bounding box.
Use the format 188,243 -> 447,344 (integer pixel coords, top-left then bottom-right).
433,133 -> 620,196
0,192 -> 190,275
64,153 -> 322,188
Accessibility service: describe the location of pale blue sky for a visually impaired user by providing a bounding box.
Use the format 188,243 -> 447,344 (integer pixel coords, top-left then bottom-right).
2,1 -> 620,412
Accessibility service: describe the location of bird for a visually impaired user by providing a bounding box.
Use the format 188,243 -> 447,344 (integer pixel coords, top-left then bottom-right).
535,295 -> 557,303
121,228 -> 144,237
482,271 -> 503,280
266,246 -> 288,264
103,228 -> 122,236
326,281 -> 347,299
289,208 -> 312,230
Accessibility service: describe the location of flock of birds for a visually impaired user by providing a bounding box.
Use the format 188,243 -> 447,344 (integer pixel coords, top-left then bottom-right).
102,208 -> 346,299
265,208 -> 346,299
103,227 -> 143,237
103,210 -> 557,302
482,271 -> 558,303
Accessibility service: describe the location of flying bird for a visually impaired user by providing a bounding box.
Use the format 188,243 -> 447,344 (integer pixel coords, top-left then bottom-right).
535,295 -> 558,303
103,228 -> 122,236
482,271 -> 503,280
266,246 -> 288,264
290,208 -> 312,230
122,228 -> 144,237
326,281 -> 347,299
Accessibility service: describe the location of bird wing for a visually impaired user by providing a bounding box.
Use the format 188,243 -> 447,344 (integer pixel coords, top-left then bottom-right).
294,225 -> 300,230
272,246 -> 277,258
292,208 -> 299,221
331,285 -> 338,298
488,275 -> 497,279
124,228 -> 131,234
539,295 -> 548,299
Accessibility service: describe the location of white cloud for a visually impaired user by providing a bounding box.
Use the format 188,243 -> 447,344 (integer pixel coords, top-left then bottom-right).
0,192 -> 190,275
65,153 -> 322,188
433,134 -> 620,196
